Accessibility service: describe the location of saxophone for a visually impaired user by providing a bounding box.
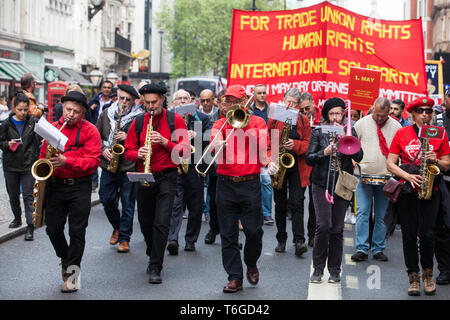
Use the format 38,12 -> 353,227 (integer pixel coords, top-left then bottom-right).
418,137 -> 440,200
271,118 -> 295,190
180,114 -> 195,174
31,119 -> 69,228
141,110 -> 154,187
106,104 -> 125,174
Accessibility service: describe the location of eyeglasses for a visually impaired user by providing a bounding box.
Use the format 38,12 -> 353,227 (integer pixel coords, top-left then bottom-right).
414,108 -> 433,114
328,112 -> 344,117
119,96 -> 132,102
200,99 -> 211,103
299,106 -> 311,113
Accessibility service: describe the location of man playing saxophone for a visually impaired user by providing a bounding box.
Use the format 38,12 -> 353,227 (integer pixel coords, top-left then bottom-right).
267,88 -> 312,257
387,97 -> 450,296
167,89 -> 212,255
124,83 -> 188,284
40,91 -> 101,293
96,84 -> 143,253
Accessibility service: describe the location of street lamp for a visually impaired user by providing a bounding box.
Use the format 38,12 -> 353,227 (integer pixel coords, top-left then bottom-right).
159,30 -> 164,80
89,69 -> 103,87
106,72 -> 119,85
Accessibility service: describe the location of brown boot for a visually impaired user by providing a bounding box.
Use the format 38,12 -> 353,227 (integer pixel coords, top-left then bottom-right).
117,241 -> 130,253
109,229 -> 119,245
408,272 -> 421,296
422,268 -> 436,296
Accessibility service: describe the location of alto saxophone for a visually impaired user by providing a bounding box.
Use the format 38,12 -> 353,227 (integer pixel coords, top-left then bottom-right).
141,110 -> 154,187
418,137 -> 440,200
271,118 -> 295,190
106,104 -> 125,174
31,119 -> 69,228
180,114 -> 195,174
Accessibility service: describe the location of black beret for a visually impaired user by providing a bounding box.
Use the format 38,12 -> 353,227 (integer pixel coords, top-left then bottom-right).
61,91 -> 88,109
118,84 -> 139,99
322,97 -> 346,120
139,83 -> 167,95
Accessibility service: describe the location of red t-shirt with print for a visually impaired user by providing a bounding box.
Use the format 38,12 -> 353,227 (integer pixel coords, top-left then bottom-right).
389,125 -> 450,165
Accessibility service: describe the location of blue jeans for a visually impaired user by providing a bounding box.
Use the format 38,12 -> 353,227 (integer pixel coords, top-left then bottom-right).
355,178 -> 389,255
99,169 -> 136,243
260,168 -> 273,218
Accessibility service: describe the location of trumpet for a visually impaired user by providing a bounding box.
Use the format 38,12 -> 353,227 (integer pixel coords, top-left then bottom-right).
31,119 -> 69,227
195,95 -> 254,177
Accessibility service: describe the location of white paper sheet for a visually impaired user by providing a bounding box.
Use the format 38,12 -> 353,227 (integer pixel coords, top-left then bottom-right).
174,103 -> 197,117
320,124 -> 345,136
127,172 -> 155,183
267,103 -> 299,123
34,117 -> 68,151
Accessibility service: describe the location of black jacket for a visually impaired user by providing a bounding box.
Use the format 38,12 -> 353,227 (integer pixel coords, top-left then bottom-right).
86,93 -> 113,124
0,114 -> 41,173
306,125 -> 363,189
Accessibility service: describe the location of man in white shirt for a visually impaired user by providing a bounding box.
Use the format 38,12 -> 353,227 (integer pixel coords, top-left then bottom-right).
352,97 -> 402,262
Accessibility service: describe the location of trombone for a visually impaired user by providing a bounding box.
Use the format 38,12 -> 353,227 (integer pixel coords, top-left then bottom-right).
195,95 -> 255,177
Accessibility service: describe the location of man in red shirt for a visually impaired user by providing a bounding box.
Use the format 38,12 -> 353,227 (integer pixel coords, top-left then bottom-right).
124,83 -> 188,284
211,85 -> 278,293
41,91 -> 101,293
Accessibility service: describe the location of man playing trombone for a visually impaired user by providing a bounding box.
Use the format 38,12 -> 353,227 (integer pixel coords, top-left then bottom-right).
200,85 -> 277,293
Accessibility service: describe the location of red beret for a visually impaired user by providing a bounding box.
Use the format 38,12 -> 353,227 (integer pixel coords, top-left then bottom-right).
406,97 -> 434,113
224,85 -> 247,99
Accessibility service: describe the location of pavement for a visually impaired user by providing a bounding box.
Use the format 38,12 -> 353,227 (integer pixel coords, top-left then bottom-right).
0,184 -> 100,244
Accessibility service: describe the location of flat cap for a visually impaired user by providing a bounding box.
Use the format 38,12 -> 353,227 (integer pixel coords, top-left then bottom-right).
139,83 -> 167,95
406,96 -> 434,113
61,91 -> 88,109
118,84 -> 139,99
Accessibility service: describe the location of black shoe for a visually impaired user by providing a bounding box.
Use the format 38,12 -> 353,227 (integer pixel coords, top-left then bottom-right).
204,231 -> 217,244
295,241 -> 307,257
275,241 -> 286,253
239,242 -> 243,250
310,269 -> 323,283
24,225 -> 34,241
184,242 -> 195,251
8,219 -> 22,228
308,238 -> 314,247
167,240 -> 179,255
373,252 -> 388,261
148,270 -> 162,284
351,251 -> 368,262
91,182 -> 98,192
436,272 -> 450,285
328,272 -> 341,283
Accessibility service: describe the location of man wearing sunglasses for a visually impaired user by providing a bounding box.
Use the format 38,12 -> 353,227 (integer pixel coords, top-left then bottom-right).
95,84 -> 143,253
198,89 -> 218,116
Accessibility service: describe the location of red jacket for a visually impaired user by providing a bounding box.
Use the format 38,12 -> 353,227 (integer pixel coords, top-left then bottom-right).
40,118 -> 101,178
125,108 -> 188,173
268,113 -> 312,188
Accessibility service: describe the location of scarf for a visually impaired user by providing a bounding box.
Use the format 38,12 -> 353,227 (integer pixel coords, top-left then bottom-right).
107,101 -> 143,147
376,120 -> 389,158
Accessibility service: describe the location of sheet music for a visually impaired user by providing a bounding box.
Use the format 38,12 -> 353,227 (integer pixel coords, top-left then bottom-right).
320,124 -> 345,136
267,103 -> 299,123
34,117 -> 68,151
174,103 -> 197,117
127,172 -> 155,183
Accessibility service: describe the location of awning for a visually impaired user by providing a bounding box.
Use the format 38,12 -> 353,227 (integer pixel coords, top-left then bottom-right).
0,61 -> 44,83
0,68 -> 12,80
61,67 -> 93,87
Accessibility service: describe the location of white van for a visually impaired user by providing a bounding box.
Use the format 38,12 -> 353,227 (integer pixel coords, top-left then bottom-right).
175,76 -> 227,97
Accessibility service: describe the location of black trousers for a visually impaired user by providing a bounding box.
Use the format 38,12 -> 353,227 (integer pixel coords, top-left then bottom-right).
4,171 -> 35,225
45,179 -> 92,269
435,180 -> 450,274
169,166 -> 204,243
216,176 -> 263,282
307,185 -> 316,241
273,163 -> 306,243
136,169 -> 177,272
396,191 -> 440,274
207,173 -> 219,235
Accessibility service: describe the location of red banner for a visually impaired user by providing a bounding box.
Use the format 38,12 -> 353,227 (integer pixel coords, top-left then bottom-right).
227,1 -> 427,107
